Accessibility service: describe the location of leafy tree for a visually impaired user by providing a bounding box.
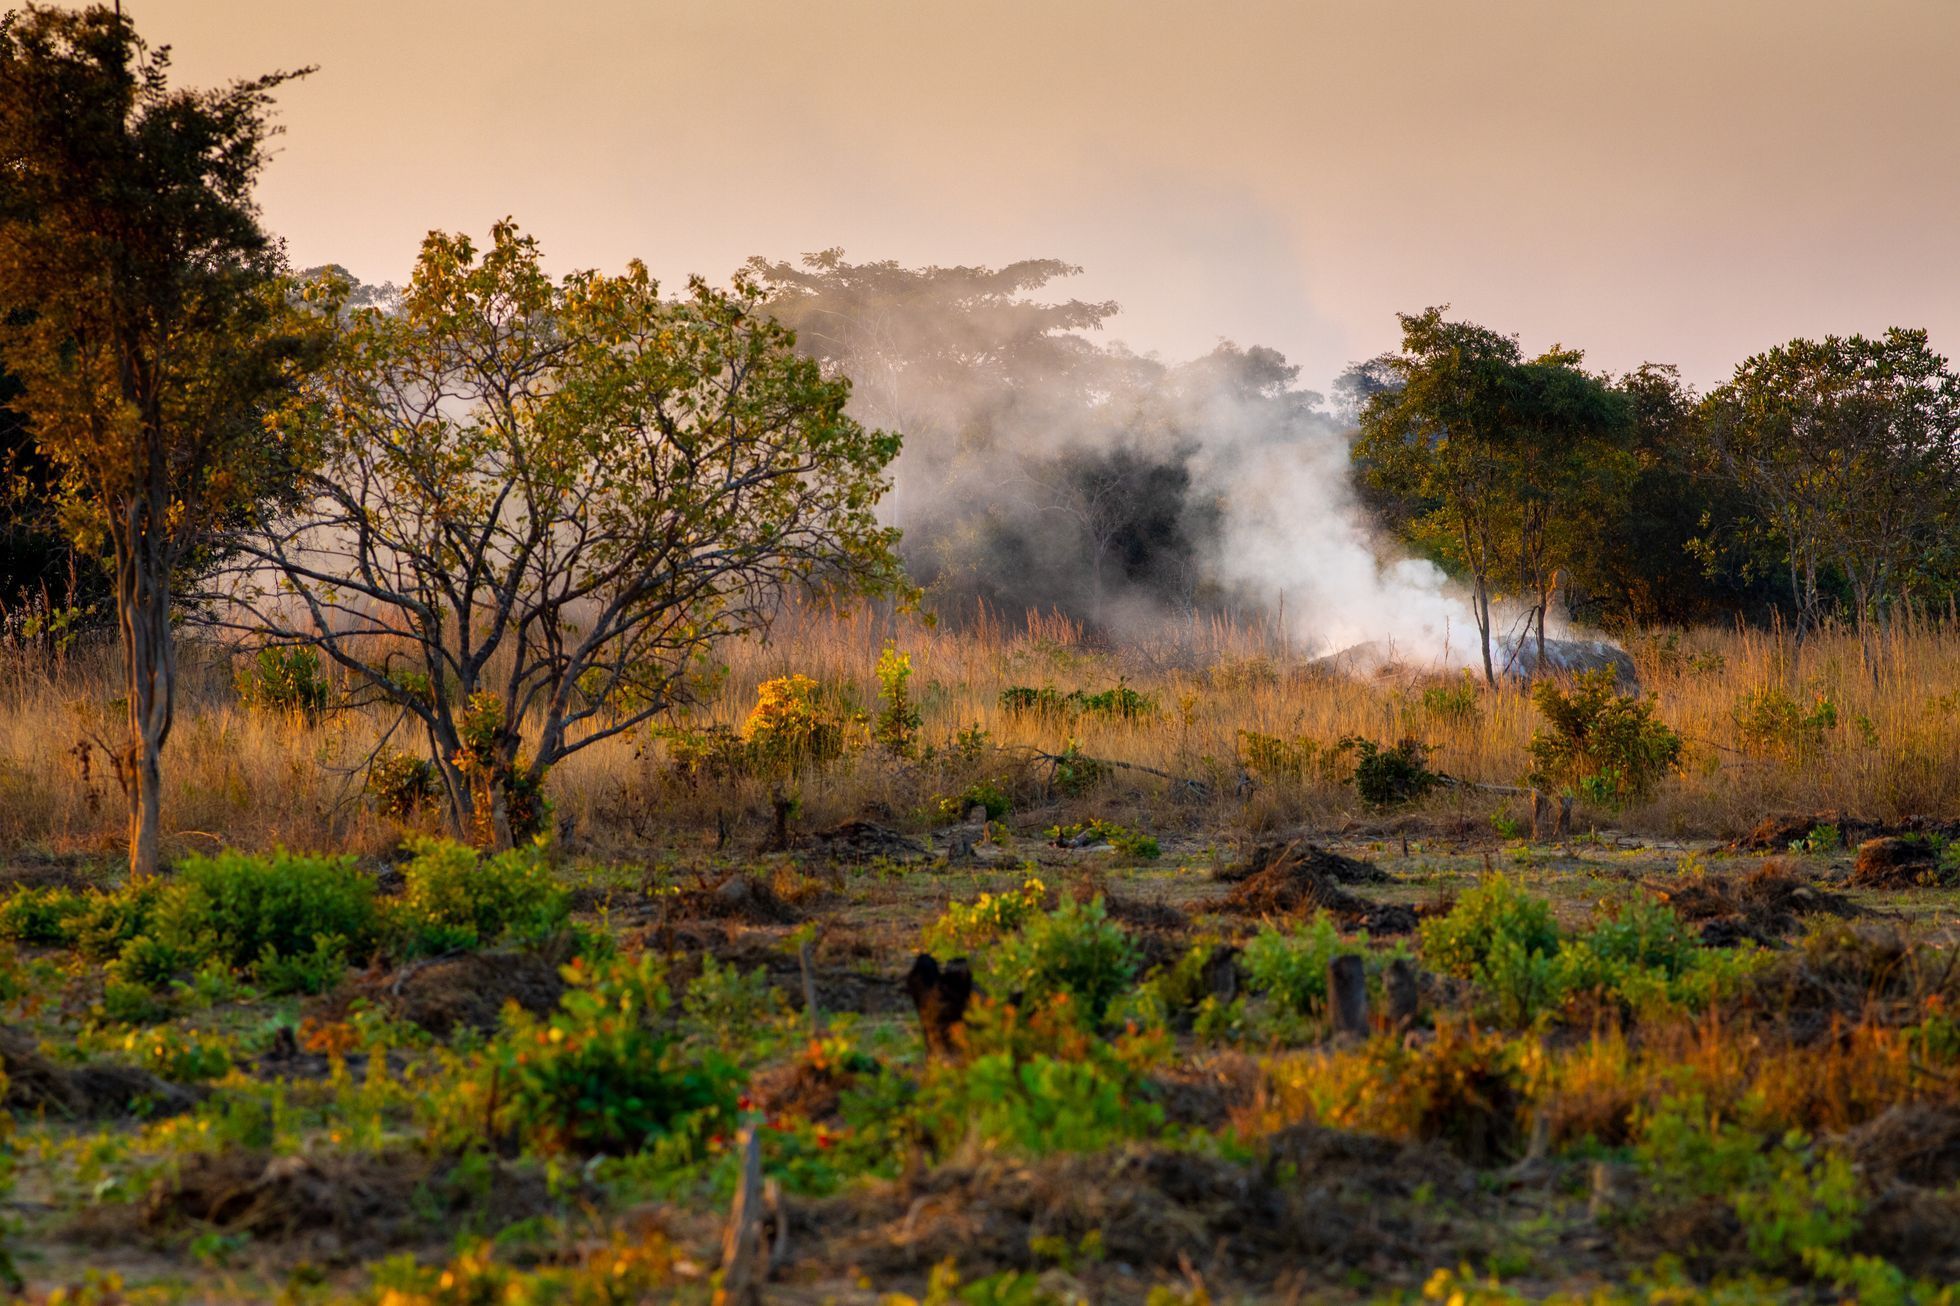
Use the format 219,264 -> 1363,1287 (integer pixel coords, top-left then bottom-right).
1352,308 -> 1523,685
216,224 -> 905,845
1494,348 -> 1630,664
0,6 -> 316,874
1699,329 -> 1960,655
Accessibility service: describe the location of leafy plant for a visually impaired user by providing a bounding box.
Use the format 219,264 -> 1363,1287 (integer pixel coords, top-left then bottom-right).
1527,669 -> 1683,802
934,778 -> 1011,823
1242,914 -> 1388,1019
744,674 -> 852,773
478,953 -> 740,1156
1045,819 -> 1160,861
1421,672 -> 1484,726
874,642 -> 923,756
367,750 -> 440,820
922,878 -> 1049,954
1732,686 -> 1840,760
985,897 -> 1140,1026
234,646 -> 331,719
116,849 -> 379,994
1339,735 -> 1440,807
389,837 -> 570,956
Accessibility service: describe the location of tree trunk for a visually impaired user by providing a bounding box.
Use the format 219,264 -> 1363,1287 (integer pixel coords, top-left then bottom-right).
116,512 -> 174,879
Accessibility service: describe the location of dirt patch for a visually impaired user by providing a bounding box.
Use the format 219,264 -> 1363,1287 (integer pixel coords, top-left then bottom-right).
0,1025 -> 201,1119
1223,851 -> 1379,921
1648,857 -> 1854,939
1147,1053 -> 1261,1130
1840,1103 -> 1960,1188
1850,836 -> 1953,889
73,1147 -> 558,1265
787,1125 -> 1482,1291
669,872 -> 804,925
0,851 -> 107,894
810,821 -> 927,863
361,950 -> 569,1036
1217,842 -> 1385,885
1860,1187 -> 1960,1282
1734,812 -> 1960,854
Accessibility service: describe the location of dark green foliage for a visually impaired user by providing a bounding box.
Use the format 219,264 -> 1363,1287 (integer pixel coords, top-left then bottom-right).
234,646 -> 331,718
119,849 -> 378,994
391,837 -> 570,956
367,750 -> 441,820
935,778 -> 1011,823
999,682 -> 1156,722
987,896 -> 1141,1026
1527,669 -> 1683,802
488,953 -> 739,1156
0,886 -> 86,945
1339,735 -> 1440,807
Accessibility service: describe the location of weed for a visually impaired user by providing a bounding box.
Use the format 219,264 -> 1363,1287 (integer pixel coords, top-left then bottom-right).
1528,669 -> 1683,802
1339,735 -> 1441,807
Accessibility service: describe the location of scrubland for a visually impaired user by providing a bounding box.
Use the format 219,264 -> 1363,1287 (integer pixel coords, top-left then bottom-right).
2,611 -> 1960,1303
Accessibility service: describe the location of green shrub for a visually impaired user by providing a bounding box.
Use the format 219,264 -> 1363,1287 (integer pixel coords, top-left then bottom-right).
998,683 -> 1155,722
934,778 -> 1011,823
874,643 -> 922,757
1732,686 -> 1839,760
1527,669 -> 1682,802
1420,877 -> 1561,980
1339,736 -> 1440,807
943,1049 -> 1162,1155
1420,877 -> 1563,1024
486,953 -> 739,1156
986,897 -> 1140,1026
679,954 -> 786,1052
70,880 -> 164,961
922,877 -> 1048,954
390,838 -> 569,956
1045,819 -> 1159,861
368,751 -> 440,820
1241,914 -> 1390,1019
0,886 -> 86,945
1421,672 -> 1484,726
235,646 -> 331,718
119,849 -> 379,994
1047,741 -> 1109,797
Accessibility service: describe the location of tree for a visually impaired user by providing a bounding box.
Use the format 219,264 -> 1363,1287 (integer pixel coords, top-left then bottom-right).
1494,348 -> 1630,665
215,224 -> 905,845
0,6 -> 315,874
1699,330 -> 1960,658
1352,308 -> 1522,685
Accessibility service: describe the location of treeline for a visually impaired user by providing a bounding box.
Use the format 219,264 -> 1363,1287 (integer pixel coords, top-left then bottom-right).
1350,310 -> 1960,680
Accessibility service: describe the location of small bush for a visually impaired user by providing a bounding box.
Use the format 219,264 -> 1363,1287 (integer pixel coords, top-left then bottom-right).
998,682 -> 1155,722
482,953 -> 740,1156
1421,672 -> 1484,726
390,838 -> 569,956
368,751 -> 440,820
679,955 -> 786,1052
1339,736 -> 1440,807
986,896 -> 1140,1026
1046,819 -> 1159,861
0,886 -> 86,945
235,646 -> 331,718
922,877 -> 1049,954
744,674 -> 851,773
1047,741 -> 1109,797
119,849 -> 379,994
1242,914 -> 1387,1019
1527,669 -> 1683,802
874,643 -> 922,757
933,778 -> 1011,823
1732,686 -> 1839,760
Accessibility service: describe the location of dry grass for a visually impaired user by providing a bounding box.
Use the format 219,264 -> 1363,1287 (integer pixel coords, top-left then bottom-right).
3,605 -> 1960,861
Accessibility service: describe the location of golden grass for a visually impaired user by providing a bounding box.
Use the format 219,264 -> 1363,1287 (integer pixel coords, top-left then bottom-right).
3,605 -> 1959,861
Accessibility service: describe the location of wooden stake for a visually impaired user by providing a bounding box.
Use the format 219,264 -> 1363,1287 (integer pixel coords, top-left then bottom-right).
715,1127 -> 766,1306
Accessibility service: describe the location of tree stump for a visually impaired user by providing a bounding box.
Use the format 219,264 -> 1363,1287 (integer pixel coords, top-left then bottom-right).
1328,954 -> 1370,1037
1385,956 -> 1420,1029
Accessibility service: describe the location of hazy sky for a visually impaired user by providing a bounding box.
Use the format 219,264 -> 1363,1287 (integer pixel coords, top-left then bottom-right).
133,0 -> 1960,392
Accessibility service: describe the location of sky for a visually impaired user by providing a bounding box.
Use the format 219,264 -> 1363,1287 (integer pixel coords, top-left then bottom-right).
131,0 -> 1960,393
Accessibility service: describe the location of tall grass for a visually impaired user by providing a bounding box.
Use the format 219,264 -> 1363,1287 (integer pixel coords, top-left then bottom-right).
3,606 -> 1958,861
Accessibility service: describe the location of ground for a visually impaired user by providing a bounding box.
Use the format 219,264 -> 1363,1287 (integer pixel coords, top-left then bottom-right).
5,797 -> 1960,1305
